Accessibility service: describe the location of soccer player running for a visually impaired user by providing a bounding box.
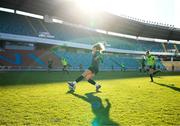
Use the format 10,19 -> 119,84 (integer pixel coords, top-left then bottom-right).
67,42 -> 105,92
145,51 -> 160,82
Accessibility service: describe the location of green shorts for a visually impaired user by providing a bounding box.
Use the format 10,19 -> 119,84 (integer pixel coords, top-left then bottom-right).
88,66 -> 99,74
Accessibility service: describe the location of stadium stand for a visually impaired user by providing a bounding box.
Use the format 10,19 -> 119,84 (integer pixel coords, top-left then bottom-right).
0,49 -> 60,68
0,11 -> 178,72
165,43 -> 175,50
53,49 -> 141,70
52,48 -> 166,71
71,36 -> 164,52
0,11 -> 35,36
0,11 -> 165,52
176,44 -> 180,50
26,17 -> 46,35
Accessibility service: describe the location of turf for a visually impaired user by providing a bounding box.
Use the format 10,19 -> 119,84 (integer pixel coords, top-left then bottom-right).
0,71 -> 180,126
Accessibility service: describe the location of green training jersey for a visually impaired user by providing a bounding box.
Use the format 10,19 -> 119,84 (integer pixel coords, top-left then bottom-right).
91,51 -> 103,69
146,54 -> 156,66
61,58 -> 68,66
120,64 -> 125,68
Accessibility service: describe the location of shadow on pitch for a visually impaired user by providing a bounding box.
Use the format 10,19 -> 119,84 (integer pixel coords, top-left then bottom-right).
153,82 -> 180,92
67,91 -> 120,126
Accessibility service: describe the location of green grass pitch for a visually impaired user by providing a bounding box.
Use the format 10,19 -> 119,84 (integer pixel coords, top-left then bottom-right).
0,71 -> 180,126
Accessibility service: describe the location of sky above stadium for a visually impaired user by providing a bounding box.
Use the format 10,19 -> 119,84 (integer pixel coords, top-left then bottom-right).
77,0 -> 180,28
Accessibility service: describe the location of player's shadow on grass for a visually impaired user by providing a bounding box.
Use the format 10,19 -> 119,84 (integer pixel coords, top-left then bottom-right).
153,82 -> 180,92
67,91 -> 120,126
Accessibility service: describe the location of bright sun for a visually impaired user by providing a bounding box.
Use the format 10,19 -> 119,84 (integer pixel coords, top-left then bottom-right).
75,0 -> 178,28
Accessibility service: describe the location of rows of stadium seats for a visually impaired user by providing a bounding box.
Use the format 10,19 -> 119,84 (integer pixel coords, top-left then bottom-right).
54,49 -> 166,70
27,17 -> 46,34
41,19 -> 164,52
176,44 -> 180,50
0,11 -> 35,36
165,43 -> 175,50
0,47 -> 166,70
0,49 -> 60,67
53,50 -> 140,69
44,22 -> 97,41
69,36 -> 164,52
0,11 -> 167,52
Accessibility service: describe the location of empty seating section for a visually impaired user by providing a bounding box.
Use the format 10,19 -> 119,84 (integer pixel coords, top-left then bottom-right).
53,50 -> 91,68
176,44 -> 180,50
165,43 -> 175,50
0,49 -> 36,66
0,11 -> 165,52
53,49 -> 166,70
44,22 -> 99,41
27,17 -> 46,34
0,49 -> 60,67
136,40 -> 164,52
0,11 -> 35,36
0,48 -> 166,70
70,36 -> 164,52
53,50 -> 140,69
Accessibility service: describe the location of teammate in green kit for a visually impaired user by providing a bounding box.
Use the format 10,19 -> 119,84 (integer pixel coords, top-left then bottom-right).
120,63 -> 126,71
67,43 -> 105,92
145,51 -> 160,82
61,57 -> 69,74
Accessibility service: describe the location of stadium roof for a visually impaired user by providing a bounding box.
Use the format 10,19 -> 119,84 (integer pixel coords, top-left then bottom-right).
1,0 -> 180,41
